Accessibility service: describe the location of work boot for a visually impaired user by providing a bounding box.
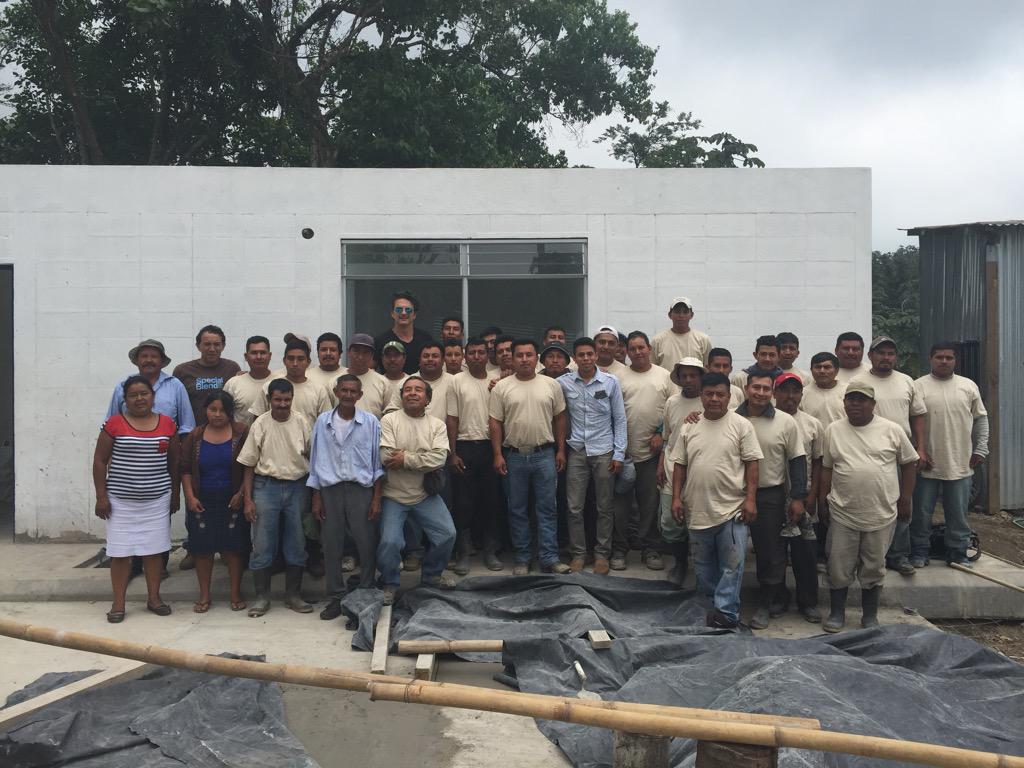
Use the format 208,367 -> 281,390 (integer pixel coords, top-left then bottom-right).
320,598 -> 342,621
643,550 -> 664,571
483,540 -> 504,571
770,584 -> 790,617
749,587 -> 773,630
569,556 -> 585,573
860,586 -> 881,629
666,542 -> 688,587
284,566 -> 314,613
593,557 -> 610,575
403,554 -> 422,572
453,530 -> 471,576
247,569 -> 272,618
799,604 -> 822,623
822,588 -> 848,633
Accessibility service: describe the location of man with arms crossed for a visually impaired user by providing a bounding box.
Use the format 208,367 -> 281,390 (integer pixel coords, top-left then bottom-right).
490,340 -> 569,575
670,372 -> 762,629
910,342 -> 988,569
558,337 -> 627,574
820,382 -> 918,632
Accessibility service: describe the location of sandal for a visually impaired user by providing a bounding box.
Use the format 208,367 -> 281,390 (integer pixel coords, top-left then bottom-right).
147,602 -> 172,616
193,600 -> 211,614
230,600 -> 247,612
106,610 -> 126,623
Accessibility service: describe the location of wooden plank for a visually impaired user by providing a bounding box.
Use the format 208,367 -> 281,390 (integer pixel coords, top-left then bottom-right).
370,605 -> 392,675
695,740 -> 778,767
613,731 -> 670,767
0,662 -> 148,730
414,654 -> 438,682
396,639 -> 503,655
587,629 -> 613,650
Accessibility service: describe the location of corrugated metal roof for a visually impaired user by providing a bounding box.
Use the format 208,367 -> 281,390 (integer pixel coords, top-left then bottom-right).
903,220 -> 1024,234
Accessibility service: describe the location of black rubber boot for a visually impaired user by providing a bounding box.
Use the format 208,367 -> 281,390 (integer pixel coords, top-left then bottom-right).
454,529 -> 471,576
749,586 -> 773,630
284,566 -> 313,613
483,539 -> 504,571
666,542 -> 689,588
860,586 -> 881,628
823,588 -> 848,633
247,569 -> 272,618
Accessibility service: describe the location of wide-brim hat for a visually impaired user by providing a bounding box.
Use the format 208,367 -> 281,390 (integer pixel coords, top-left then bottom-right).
670,356 -> 706,386
129,339 -> 171,368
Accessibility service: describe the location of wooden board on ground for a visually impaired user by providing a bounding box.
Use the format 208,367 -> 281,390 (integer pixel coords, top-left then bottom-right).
414,654 -> 438,681
0,661 -> 149,730
587,630 -> 613,649
370,605 -> 393,675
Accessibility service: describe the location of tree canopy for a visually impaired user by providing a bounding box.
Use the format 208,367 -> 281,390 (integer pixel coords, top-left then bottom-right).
872,245 -> 921,376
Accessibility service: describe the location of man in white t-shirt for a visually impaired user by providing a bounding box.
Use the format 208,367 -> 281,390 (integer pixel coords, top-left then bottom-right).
670,372 -> 762,629
305,332 -> 345,404
776,331 -> 810,384
651,296 -> 712,370
593,325 -> 628,377
821,382 -> 919,633
834,331 -> 872,384
910,342 -> 989,568
223,336 -> 274,426
706,348 -> 746,409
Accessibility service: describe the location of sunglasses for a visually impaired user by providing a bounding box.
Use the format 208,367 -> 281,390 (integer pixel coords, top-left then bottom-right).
393,306 -> 415,315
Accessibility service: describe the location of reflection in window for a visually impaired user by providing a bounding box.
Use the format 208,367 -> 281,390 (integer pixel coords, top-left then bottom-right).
345,243 -> 460,276
467,242 -> 585,276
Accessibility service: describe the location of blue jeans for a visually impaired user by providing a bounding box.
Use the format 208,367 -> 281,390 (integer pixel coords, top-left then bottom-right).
378,495 -> 456,587
691,518 -> 748,623
505,446 -> 559,566
910,476 -> 972,561
403,469 -> 451,559
249,475 -> 309,571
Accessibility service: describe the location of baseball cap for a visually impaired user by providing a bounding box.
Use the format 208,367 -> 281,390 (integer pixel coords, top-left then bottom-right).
382,340 -> 406,355
869,335 -> 897,351
593,325 -> 619,340
129,339 -> 171,367
540,342 -> 571,363
774,372 -> 804,389
845,381 -> 876,399
348,333 -> 376,351
670,296 -> 694,311
283,332 -> 312,348
670,357 -> 706,387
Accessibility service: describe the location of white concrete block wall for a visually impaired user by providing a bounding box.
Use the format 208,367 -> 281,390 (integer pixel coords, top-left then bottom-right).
0,167 -> 870,539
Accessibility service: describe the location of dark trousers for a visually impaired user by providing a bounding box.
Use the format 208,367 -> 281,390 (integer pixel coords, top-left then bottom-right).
451,440 -> 502,540
612,457 -> 659,555
749,485 -> 787,586
782,535 -> 820,609
320,481 -> 377,598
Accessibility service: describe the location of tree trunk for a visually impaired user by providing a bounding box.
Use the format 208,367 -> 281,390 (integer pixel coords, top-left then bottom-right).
30,0 -> 105,164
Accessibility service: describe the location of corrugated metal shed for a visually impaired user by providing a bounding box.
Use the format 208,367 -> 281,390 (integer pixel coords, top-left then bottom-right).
908,221 -> 1024,510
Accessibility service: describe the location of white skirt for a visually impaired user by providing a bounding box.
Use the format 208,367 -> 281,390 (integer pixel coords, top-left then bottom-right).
105,491 -> 172,557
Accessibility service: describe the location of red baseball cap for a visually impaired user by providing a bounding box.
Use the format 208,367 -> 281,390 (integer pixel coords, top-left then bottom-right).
774,372 -> 804,389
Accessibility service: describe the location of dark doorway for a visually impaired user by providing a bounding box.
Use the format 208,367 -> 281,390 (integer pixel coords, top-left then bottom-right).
0,266 -> 11,539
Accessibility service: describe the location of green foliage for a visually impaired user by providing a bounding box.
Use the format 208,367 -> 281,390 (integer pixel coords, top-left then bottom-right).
872,245 -> 921,377
597,101 -> 764,168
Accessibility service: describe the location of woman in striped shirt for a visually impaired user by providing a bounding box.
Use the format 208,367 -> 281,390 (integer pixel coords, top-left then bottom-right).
93,375 -> 180,623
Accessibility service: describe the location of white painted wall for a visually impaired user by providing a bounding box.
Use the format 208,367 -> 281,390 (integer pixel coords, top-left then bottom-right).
0,166 -> 871,539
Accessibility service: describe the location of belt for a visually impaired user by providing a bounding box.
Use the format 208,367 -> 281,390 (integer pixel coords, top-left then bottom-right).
506,443 -> 554,455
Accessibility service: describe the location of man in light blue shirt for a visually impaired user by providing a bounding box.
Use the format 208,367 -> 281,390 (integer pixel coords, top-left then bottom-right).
558,337 -> 627,575
308,374 -> 384,620
106,339 -> 195,434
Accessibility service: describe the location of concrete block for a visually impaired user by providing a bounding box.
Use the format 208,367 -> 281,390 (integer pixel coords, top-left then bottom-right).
536,214 -> 589,233
705,236 -> 756,263
86,236 -> 140,262
804,286 -> 856,311
806,235 -> 855,262
605,236 -> 656,262
193,237 -> 242,263
806,212 -> 855,238
705,213 -> 755,237
804,260 -> 849,287
140,213 -> 192,238
756,261 -> 803,287
606,214 -> 655,239
144,312 -> 197,339
90,312 -> 142,340
756,236 -> 807,262
606,260 -> 654,287
86,212 -> 141,237
37,286 -> 92,313
244,237 -> 295,264
35,311 -> 87,339
655,214 -> 706,238
139,237 -> 192,262
655,236 -> 707,263
136,287 -> 192,312
655,259 -> 705,288
707,260 -> 756,287
756,212 -> 806,237
488,214 -> 540,233
243,260 -> 295,289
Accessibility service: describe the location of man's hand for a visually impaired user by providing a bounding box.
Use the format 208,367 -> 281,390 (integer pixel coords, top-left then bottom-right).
740,497 -> 757,524
684,410 -> 702,425
817,497 -> 830,525
95,496 -> 112,520
969,453 -> 985,469
186,495 -> 205,515
917,449 -> 933,472
610,460 -> 623,475
555,450 -> 566,472
493,455 -> 508,476
449,454 -> 466,474
368,496 -> 381,521
383,450 -> 406,470
228,490 -> 244,511
488,378 -> 498,391
655,462 -> 665,487
787,499 -> 805,525
649,434 -> 664,454
170,495 -> 180,514
312,494 -> 325,522
671,497 -> 686,525
244,498 -> 257,522
896,494 -> 912,521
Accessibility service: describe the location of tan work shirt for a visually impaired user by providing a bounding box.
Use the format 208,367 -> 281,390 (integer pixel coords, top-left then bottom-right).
651,327 -> 712,369
446,371 -> 492,441
800,382 -> 847,426
379,409 -> 449,505
849,369 -> 925,436
914,374 -> 987,480
223,372 -> 272,426
489,375 -> 566,450
742,407 -> 804,488
237,411 -> 311,480
250,378 -> 332,425
617,365 -> 673,463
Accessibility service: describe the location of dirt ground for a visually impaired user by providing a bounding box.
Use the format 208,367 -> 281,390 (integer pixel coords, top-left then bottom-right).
935,509 -> 1024,664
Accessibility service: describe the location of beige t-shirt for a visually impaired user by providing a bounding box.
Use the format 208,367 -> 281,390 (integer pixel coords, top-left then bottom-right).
305,365 -> 344,406
729,384 -> 745,410
744,409 -> 804,488
250,378 -> 332,425
823,417 -> 919,531
782,366 -> 812,386
599,359 -> 629,379
236,411 -> 311,480
223,372 -> 273,426
914,374 -> 987,480
386,371 -> 454,421
792,409 -> 824,497
382,374 -> 406,409
489,375 -> 566,450
662,393 -> 701,482
800,382 -> 847,426
446,371 -> 492,441
379,409 -> 449,505
836,362 -> 872,384
617,365 -> 673,462
669,411 -> 763,530
651,327 -> 712,369
849,370 -> 925,436
339,367 -> 390,418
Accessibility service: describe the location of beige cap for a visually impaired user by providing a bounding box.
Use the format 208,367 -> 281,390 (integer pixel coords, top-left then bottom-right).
670,356 -> 706,386
670,296 -> 694,311
844,381 -> 875,399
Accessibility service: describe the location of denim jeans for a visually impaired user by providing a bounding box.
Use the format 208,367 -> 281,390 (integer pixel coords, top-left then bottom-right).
403,469 -> 451,559
691,518 -> 748,624
249,475 -> 309,571
505,446 -> 559,566
910,476 -> 972,560
378,495 -> 456,587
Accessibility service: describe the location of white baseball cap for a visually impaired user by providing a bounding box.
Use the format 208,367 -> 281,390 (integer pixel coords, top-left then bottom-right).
593,325 -> 620,340
670,296 -> 694,311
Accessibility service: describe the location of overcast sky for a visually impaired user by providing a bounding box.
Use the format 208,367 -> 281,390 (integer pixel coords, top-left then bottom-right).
548,0 -> 1024,250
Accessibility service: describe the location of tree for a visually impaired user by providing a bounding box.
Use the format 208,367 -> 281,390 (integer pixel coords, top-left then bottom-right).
872,245 -> 921,376
597,100 -> 764,168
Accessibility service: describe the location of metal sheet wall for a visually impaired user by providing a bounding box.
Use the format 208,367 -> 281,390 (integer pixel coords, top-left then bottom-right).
997,227 -> 1024,509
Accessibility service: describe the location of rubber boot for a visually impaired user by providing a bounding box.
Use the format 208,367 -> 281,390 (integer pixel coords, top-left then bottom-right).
483,539 -> 504,571
305,539 -> 325,579
284,566 -> 313,613
454,529 -> 471,576
666,542 -> 689,588
822,588 -> 848,633
247,569 -> 272,618
749,586 -> 773,630
860,586 -> 881,629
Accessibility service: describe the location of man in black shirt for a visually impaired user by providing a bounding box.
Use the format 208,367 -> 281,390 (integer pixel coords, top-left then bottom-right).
375,290 -> 433,375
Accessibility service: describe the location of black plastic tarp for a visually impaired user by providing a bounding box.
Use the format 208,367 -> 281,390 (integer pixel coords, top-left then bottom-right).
0,655 -> 320,768
343,573 -> 1024,768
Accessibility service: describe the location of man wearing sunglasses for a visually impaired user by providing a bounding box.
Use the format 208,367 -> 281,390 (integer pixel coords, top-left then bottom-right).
375,291 -> 434,376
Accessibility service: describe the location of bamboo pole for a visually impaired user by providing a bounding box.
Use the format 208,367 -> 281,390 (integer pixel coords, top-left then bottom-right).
949,562 -> 1024,595
397,639 -> 504,654
368,682 -> 1024,768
